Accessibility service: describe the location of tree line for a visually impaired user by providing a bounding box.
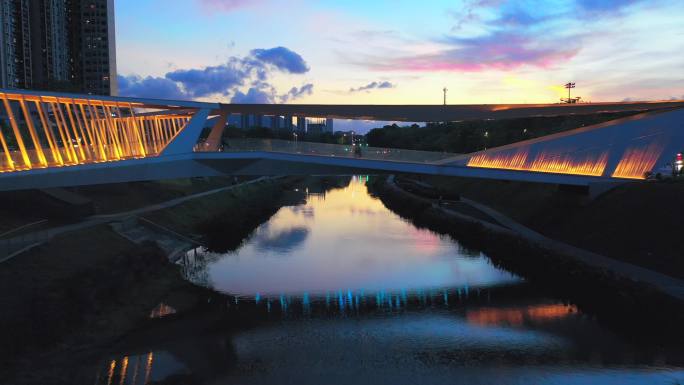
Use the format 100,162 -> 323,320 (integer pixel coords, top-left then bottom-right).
365,112 -> 640,154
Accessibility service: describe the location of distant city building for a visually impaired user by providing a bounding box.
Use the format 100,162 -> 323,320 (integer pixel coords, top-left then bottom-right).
336,130 -> 356,136
0,0 -> 116,95
306,117 -> 333,135
296,116 -> 306,133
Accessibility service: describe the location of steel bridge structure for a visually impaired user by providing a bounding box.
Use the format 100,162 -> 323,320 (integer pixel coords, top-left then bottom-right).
0,89 -> 683,192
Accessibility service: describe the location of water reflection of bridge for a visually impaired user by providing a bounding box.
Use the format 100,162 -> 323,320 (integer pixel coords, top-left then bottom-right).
90,280 -> 684,385
2,89 -> 684,192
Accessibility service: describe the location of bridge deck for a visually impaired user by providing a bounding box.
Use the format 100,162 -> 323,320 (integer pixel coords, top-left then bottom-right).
0,89 -> 682,191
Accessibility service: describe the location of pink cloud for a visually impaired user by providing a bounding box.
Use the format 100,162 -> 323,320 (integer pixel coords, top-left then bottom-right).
196,0 -> 262,12
366,32 -> 580,73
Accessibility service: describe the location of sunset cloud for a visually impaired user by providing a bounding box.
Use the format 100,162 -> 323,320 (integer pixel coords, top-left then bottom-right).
281,83 -> 314,102
349,81 -> 395,92
119,46 -> 311,102
251,47 -> 310,74
366,32 -> 579,72
116,0 -> 684,104
196,0 -> 261,12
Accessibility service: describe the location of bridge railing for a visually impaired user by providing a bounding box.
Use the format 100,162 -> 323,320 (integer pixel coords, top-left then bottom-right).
0,90 -> 193,174
216,138 -> 459,163
0,138 -> 183,173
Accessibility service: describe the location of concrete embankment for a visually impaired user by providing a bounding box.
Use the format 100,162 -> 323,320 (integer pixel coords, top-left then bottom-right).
367,175 -> 684,342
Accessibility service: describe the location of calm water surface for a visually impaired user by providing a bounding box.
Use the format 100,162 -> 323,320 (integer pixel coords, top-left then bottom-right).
98,177 -> 684,385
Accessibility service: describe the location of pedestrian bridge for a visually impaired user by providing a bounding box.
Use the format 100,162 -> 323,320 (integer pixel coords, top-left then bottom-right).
0,89 -> 683,192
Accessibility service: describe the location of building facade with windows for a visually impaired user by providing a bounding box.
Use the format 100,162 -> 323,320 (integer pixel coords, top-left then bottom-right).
0,0 -> 116,95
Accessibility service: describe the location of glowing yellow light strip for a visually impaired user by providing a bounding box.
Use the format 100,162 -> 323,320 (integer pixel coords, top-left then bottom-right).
72,100 -> 96,160
64,102 -> 92,160
1,93 -> 32,168
0,115 -> 14,170
0,92 -> 198,174
49,102 -> 77,163
612,140 -> 664,179
126,103 -> 147,157
86,102 -> 109,161
34,99 -> 63,166
467,148 -> 609,177
17,96 -> 47,167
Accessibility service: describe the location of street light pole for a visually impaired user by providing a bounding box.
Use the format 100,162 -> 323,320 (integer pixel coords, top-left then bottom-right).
564,82 -> 576,103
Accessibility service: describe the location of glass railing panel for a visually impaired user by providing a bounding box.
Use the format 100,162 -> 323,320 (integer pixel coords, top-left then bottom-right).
219,138 -> 460,164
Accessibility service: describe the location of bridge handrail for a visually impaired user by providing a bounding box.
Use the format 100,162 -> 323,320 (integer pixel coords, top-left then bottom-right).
212,138 -> 460,163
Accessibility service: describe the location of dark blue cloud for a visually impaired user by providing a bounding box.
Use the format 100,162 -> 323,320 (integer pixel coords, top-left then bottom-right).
166,59 -> 250,97
254,225 -> 310,253
493,6 -> 546,26
280,83 -> 314,102
576,0 -> 640,13
350,81 -> 395,92
117,75 -> 188,99
119,46 -> 310,102
251,47 -> 310,74
231,87 -> 273,103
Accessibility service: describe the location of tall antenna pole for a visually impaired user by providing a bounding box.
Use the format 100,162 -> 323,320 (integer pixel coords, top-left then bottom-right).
443,87 -> 448,106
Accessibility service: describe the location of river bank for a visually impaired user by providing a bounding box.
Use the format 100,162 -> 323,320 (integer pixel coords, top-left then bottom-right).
366,175 -> 684,343
83,176 -> 684,385
0,177 -> 299,384
141,177 -> 301,252
413,174 -> 684,279
4,176 -> 684,384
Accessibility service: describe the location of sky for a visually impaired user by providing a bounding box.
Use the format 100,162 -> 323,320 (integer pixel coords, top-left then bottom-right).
115,0 -> 684,105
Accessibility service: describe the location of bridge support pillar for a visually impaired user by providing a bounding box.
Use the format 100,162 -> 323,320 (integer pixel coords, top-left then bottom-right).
296,116 -> 306,133
270,115 -> 280,131
160,108 -> 212,155
202,111 -> 228,152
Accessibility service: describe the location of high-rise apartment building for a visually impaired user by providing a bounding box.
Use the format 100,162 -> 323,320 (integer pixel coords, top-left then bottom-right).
0,0 -> 32,89
0,0 -> 116,95
68,0 -> 117,95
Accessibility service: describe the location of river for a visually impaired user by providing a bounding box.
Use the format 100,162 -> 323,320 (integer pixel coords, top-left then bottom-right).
96,176 -> 684,385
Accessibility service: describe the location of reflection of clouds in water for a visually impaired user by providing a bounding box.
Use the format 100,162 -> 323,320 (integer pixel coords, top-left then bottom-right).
254,224 -> 310,253
289,206 -> 315,218
349,207 -> 383,216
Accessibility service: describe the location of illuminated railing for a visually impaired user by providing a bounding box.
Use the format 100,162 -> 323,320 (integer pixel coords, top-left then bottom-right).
215,138 -> 459,163
0,91 -> 192,173
467,147 -> 610,177
612,138 -> 665,179
466,133 -> 669,180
